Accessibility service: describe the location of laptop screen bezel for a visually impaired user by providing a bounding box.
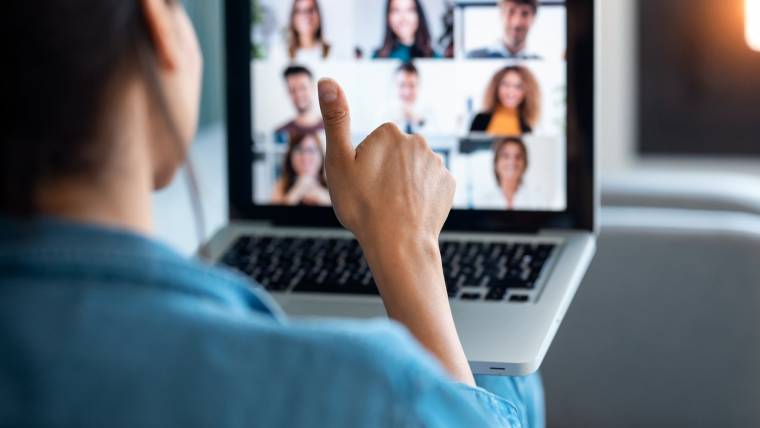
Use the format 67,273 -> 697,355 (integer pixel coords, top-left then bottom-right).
225,0 -> 595,233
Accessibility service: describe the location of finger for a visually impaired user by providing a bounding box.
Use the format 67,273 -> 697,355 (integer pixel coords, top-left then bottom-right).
318,78 -> 354,169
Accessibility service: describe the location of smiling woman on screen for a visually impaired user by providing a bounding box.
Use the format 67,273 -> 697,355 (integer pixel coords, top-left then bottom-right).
286,0 -> 331,61
470,65 -> 541,136
271,132 -> 331,206
373,0 -> 439,60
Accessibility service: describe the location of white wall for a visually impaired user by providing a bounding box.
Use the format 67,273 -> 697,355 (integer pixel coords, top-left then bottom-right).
596,0 -> 637,173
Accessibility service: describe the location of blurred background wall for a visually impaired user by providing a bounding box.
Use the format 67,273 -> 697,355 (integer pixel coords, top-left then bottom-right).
638,0 -> 760,157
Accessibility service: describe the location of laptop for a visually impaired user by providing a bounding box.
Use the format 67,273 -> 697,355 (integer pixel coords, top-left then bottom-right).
206,0 -> 597,376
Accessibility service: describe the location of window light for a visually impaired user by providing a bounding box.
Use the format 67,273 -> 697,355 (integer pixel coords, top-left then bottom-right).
748,0 -> 760,51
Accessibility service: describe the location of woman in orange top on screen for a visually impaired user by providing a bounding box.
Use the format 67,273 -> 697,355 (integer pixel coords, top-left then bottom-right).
470,65 -> 541,135
271,133 -> 331,206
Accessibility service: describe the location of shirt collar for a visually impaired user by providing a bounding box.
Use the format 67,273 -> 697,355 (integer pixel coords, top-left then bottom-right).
492,40 -> 541,59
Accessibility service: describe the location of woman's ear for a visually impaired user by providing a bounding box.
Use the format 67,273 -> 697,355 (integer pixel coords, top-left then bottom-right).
140,0 -> 180,71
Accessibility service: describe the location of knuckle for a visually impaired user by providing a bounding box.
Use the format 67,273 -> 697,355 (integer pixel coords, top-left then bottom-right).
410,134 -> 428,151
380,122 -> 399,132
378,122 -> 400,135
369,122 -> 400,145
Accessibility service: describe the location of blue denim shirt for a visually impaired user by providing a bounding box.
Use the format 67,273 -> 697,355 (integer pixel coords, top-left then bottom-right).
0,218 -> 543,427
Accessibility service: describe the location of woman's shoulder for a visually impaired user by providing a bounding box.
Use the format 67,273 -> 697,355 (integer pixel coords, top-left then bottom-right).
519,115 -> 533,134
211,316 -> 449,396
276,318 -> 429,369
470,112 -> 493,131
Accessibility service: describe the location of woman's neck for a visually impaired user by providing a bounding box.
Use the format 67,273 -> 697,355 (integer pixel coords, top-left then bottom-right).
37,174 -> 154,235
500,180 -> 520,205
296,111 -> 322,127
299,33 -> 317,49
36,85 -> 156,236
496,105 -> 518,114
398,35 -> 415,47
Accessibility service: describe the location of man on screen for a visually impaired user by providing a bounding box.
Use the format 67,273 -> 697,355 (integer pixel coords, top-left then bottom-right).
391,62 -> 428,134
467,0 -> 540,60
274,65 -> 325,144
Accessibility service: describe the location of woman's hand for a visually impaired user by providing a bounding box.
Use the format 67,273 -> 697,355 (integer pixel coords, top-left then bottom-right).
286,176 -> 331,206
316,82 -> 455,248
317,78 -> 474,386
284,176 -> 317,205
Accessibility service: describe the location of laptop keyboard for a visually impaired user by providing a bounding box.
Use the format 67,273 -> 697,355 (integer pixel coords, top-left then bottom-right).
220,236 -> 555,302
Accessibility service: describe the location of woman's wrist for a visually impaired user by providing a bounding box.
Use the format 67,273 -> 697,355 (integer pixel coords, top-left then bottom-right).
357,230 -> 475,386
357,225 -> 438,256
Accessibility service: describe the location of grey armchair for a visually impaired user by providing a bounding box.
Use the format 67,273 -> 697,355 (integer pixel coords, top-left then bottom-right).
602,170 -> 760,215
542,207 -> 760,427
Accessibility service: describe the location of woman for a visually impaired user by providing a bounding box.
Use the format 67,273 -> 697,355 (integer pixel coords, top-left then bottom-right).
491,137 -> 543,210
1,1 -> 543,427
470,65 -> 541,136
286,0 -> 331,61
373,0 -> 438,60
271,132 -> 331,206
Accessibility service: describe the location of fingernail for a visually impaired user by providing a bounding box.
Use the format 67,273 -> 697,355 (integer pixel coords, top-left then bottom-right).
318,79 -> 337,102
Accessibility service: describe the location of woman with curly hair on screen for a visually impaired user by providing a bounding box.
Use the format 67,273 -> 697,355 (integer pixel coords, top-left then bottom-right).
470,65 -> 541,136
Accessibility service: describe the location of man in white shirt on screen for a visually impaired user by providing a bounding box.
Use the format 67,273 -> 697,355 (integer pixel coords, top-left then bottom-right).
386,62 -> 436,135
467,0 -> 541,60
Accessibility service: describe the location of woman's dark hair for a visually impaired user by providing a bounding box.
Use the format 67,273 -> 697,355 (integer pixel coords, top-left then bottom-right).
2,0 -> 183,217
287,0 -> 331,59
492,137 -> 529,186
377,0 -> 435,59
281,133 -> 327,193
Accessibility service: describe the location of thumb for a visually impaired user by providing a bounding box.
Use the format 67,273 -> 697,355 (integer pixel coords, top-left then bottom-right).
318,78 -> 354,168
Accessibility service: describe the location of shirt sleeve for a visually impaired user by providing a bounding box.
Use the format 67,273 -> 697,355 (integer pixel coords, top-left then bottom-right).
205,277 -> 536,427
411,379 -> 526,427
285,318 -> 530,428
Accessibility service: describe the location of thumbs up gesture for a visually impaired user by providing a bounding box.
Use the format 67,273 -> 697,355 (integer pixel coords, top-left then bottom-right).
317,78 -> 456,248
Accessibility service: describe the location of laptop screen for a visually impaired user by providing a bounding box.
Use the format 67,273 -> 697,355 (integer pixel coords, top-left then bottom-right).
249,0 -> 567,213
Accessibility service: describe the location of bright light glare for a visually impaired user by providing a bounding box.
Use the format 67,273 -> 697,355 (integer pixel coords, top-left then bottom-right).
748,0 -> 760,51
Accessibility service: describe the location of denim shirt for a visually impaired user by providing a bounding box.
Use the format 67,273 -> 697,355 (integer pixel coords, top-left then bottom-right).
0,218 -> 543,427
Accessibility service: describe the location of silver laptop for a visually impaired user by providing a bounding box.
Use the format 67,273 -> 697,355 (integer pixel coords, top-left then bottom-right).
206,0 -> 597,375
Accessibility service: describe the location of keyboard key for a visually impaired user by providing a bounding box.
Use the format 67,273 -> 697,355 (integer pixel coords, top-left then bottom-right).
460,293 -> 482,301
509,294 -> 530,303
485,287 -> 507,301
